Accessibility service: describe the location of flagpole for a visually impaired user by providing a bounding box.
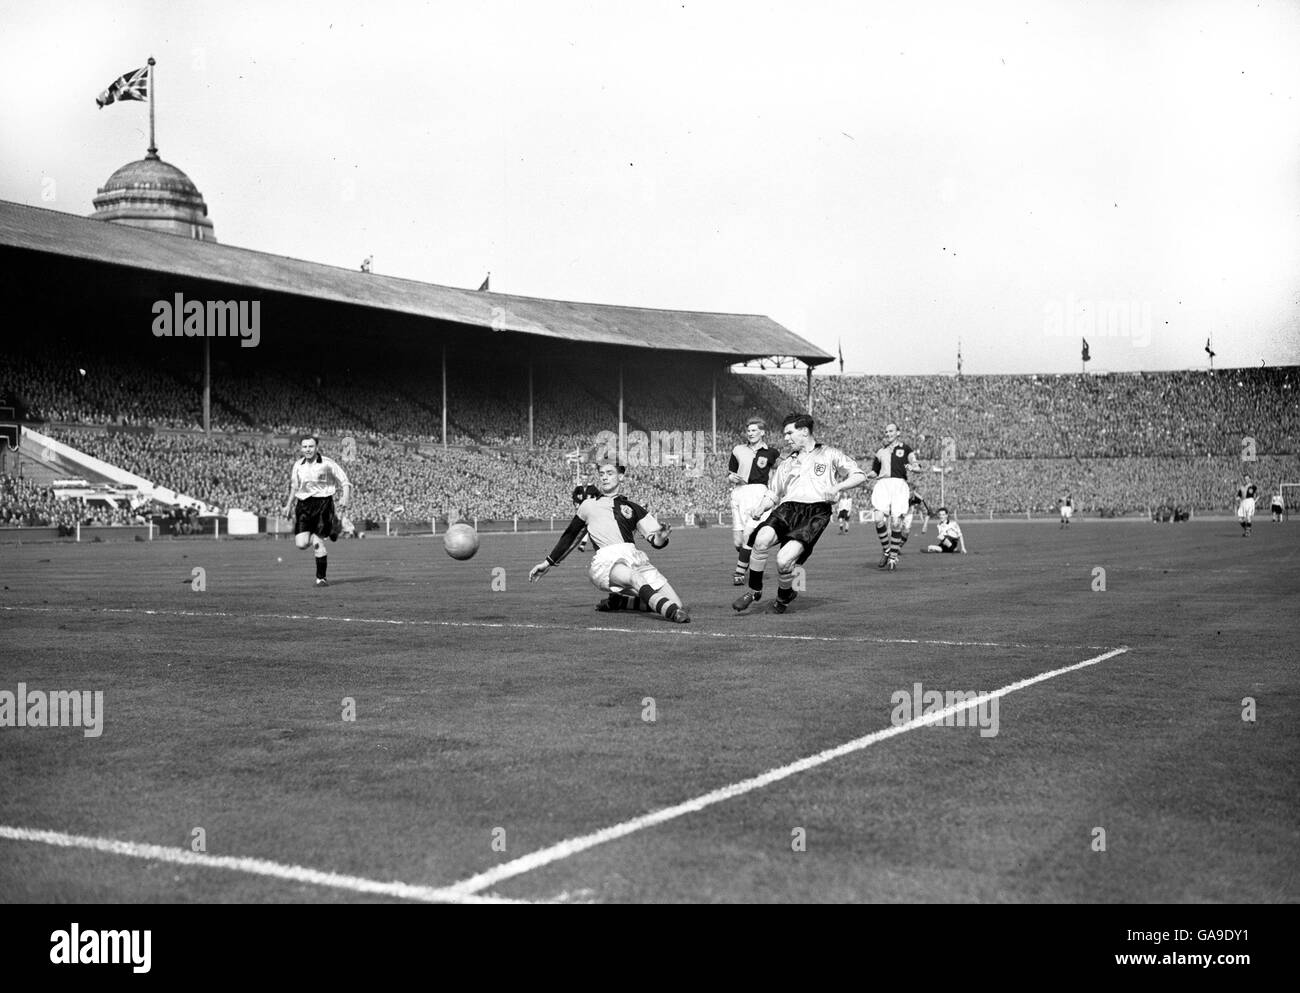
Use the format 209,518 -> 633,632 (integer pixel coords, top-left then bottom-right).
147,57 -> 157,157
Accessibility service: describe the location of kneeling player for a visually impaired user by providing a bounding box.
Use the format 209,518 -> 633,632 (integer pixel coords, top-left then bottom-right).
733,413 -> 865,613
922,507 -> 967,553
530,464 -> 690,623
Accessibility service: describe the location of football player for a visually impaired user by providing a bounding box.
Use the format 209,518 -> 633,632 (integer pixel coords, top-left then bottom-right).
921,507 -> 968,554
867,422 -> 921,570
1236,475 -> 1257,537
728,418 -> 782,584
531,464 -> 690,623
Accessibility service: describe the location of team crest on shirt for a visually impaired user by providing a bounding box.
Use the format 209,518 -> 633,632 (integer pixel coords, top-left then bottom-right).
756,456 -> 768,468
620,505 -> 634,519
814,463 -> 826,476
895,447 -> 905,457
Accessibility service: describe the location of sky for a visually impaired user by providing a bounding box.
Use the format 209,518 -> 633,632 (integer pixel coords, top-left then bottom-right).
2,0 -> 1298,375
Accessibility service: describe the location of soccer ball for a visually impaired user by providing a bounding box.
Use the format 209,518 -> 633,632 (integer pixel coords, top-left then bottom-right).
443,523 -> 480,561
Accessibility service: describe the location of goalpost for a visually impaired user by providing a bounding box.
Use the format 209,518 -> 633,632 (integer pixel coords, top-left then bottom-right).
1279,483 -> 1300,522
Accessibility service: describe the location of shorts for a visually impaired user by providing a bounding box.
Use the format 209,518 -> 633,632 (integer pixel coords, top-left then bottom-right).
1237,498 -> 1255,522
871,478 -> 910,519
759,501 -> 831,565
939,536 -> 960,553
589,542 -> 663,594
1060,505 -> 1073,519
731,484 -> 769,531
293,496 -> 340,539
837,509 -> 850,521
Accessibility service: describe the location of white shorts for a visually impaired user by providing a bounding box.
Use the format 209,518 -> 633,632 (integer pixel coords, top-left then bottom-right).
1061,505 -> 1073,520
589,543 -> 662,594
1238,498 -> 1256,522
731,484 -> 770,532
871,478 -> 910,519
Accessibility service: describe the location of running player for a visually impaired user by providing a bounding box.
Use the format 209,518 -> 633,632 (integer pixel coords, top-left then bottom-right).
530,463 -> 690,623
867,422 -> 921,570
282,435 -> 351,587
728,418 -> 782,584
732,413 -> 866,614
835,492 -> 853,534
1236,475 -> 1257,537
921,507 -> 968,553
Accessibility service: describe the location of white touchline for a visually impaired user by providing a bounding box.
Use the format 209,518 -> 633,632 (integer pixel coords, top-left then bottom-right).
0,826 -> 525,905
441,646 -> 1132,897
0,605 -> 1109,651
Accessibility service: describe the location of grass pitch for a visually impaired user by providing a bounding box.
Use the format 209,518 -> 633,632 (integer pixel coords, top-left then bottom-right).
1,519 -> 1296,903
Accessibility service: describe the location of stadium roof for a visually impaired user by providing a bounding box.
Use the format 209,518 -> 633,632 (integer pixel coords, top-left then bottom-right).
0,199 -> 832,364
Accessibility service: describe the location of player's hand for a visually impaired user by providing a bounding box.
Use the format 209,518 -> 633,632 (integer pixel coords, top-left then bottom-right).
528,561 -> 550,582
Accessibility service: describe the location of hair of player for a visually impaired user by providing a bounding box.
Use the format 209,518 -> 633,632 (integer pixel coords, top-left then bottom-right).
937,506 -> 949,515
782,412 -> 814,433
746,417 -> 766,431
595,460 -> 627,475
300,434 -> 319,445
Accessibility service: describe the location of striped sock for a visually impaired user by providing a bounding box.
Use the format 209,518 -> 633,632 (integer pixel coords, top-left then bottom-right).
875,520 -> 890,551
889,528 -> 903,557
735,546 -> 752,578
640,585 -> 681,620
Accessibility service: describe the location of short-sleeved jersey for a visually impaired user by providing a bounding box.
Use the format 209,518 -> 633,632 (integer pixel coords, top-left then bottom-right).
768,443 -> 860,506
1238,483 -> 1258,501
1061,497 -> 1073,509
872,442 -> 915,481
1272,492 -> 1285,508
728,444 -> 781,486
292,454 -> 349,499
546,494 -> 662,565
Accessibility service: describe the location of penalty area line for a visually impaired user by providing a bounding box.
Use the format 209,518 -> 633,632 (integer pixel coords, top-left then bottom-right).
0,604 -> 1105,651
441,646 -> 1132,897
0,825 -> 525,905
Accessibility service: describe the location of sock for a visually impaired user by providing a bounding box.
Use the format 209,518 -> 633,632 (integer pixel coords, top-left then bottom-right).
875,520 -> 889,550
747,548 -> 768,592
639,584 -> 681,620
889,528 -> 903,557
316,554 -> 327,579
899,531 -> 909,546
606,593 -> 644,611
735,546 -> 752,577
777,568 -> 795,602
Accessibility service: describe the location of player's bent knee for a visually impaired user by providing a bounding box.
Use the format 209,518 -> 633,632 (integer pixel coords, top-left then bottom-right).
630,562 -> 667,592
294,532 -> 311,550
753,526 -> 777,550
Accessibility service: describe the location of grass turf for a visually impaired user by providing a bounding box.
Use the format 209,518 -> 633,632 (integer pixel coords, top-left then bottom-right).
1,519 -> 1296,903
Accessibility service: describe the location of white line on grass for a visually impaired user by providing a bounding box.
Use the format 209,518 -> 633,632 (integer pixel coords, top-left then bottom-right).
0,825 -> 525,904
440,646 -> 1131,897
0,605 -> 1109,651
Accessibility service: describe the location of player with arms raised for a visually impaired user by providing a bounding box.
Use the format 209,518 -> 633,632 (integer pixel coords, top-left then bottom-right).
732,413 -> 866,614
530,463 -> 690,623
728,418 -> 782,584
867,422 -> 921,570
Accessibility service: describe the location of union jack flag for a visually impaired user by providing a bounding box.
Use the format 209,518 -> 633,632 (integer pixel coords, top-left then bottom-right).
96,66 -> 150,109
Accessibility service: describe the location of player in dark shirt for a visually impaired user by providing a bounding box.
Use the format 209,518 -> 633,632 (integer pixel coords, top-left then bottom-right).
531,463 -> 689,622
1236,475 -> 1258,537
728,418 -> 782,584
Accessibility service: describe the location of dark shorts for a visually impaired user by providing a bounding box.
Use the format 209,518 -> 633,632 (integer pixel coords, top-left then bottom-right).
293,496 -> 340,540
837,509 -> 850,521
762,501 -> 831,564
939,536 -> 960,553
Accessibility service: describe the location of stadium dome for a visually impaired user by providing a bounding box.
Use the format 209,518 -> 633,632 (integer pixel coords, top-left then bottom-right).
90,150 -> 217,242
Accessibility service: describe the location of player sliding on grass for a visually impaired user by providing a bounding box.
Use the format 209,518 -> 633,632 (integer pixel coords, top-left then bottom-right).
733,413 -> 866,614
530,462 -> 691,623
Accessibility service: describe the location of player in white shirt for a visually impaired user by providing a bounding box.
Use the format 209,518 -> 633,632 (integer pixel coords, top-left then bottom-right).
867,422 -> 921,570
1271,488 -> 1284,523
921,507 -> 968,554
733,413 -> 866,614
835,493 -> 853,534
282,435 -> 351,587
530,463 -> 689,623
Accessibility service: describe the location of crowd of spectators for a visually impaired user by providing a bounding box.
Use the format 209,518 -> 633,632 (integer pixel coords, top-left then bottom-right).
7,336 -> 1296,524
0,475 -> 143,529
